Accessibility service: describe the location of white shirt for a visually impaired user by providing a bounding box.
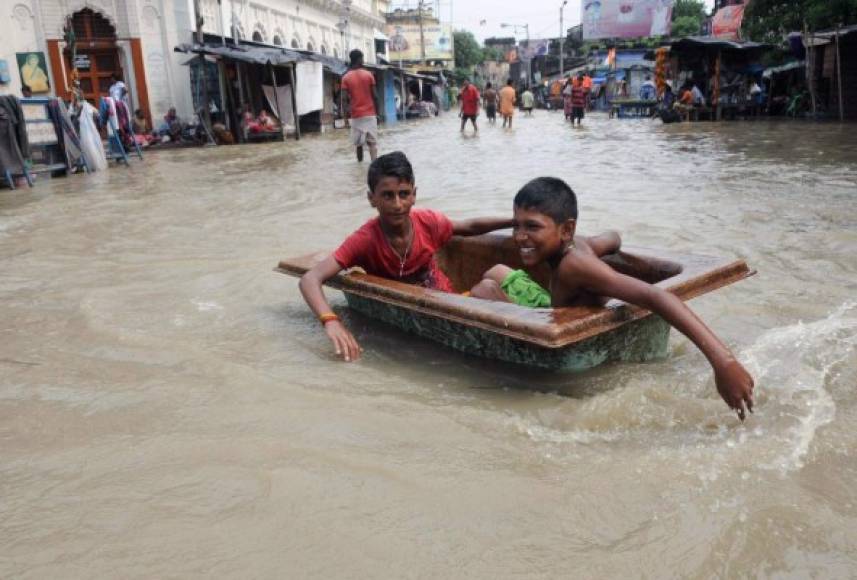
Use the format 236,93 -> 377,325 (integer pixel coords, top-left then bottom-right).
109,81 -> 127,102
691,85 -> 705,105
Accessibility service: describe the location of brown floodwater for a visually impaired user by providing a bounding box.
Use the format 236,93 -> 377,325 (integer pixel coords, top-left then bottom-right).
2,112 -> 857,578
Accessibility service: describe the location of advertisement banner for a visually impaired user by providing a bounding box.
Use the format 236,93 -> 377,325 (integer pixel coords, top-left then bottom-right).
386,23 -> 454,61
519,39 -> 551,60
582,0 -> 674,40
712,4 -> 747,40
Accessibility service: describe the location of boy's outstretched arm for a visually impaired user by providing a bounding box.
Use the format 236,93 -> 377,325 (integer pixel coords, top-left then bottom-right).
451,217 -> 514,236
299,256 -> 362,362
567,254 -> 755,419
584,230 -> 621,257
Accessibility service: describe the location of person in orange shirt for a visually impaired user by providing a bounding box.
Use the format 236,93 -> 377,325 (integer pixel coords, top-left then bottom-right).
582,73 -> 593,110
498,79 -> 517,128
674,82 -> 695,120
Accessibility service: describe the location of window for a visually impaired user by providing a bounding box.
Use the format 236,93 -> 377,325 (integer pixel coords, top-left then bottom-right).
320,45 -> 327,55
291,38 -> 299,48
252,30 -> 263,42
306,42 -> 314,52
273,35 -> 283,46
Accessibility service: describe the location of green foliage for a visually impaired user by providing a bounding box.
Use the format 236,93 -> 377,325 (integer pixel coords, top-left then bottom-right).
672,0 -> 707,21
451,68 -> 472,84
671,15 -> 703,37
481,46 -> 504,62
453,30 -> 483,69
669,0 -> 705,38
743,0 -> 857,42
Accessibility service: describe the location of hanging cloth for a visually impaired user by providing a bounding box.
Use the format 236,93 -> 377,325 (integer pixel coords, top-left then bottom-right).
0,95 -> 28,177
79,101 -> 108,171
295,61 -> 324,115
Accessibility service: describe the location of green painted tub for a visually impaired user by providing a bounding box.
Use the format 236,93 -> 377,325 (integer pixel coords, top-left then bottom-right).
277,234 -> 753,371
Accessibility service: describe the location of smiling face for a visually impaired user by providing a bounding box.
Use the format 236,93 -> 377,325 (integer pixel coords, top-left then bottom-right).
368,176 -> 416,229
512,205 -> 575,266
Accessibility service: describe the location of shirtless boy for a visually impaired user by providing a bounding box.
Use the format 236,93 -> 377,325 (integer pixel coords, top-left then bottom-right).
470,177 -> 756,419
300,151 -> 513,361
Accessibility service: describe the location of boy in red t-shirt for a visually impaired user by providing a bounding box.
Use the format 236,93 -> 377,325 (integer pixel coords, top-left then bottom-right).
341,49 -> 380,162
458,78 -> 480,133
299,151 -> 513,361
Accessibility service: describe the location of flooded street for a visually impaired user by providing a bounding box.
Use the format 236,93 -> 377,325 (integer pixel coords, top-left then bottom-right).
2,111 -> 857,578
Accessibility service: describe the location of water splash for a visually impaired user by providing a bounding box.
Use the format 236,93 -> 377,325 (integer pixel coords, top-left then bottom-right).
513,303 -> 857,476
742,302 -> 856,472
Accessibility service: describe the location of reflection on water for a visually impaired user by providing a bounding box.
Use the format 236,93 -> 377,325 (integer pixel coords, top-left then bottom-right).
2,113 -> 857,578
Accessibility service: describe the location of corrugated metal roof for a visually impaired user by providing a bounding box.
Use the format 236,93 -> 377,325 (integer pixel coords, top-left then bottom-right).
670,36 -> 770,51
174,43 -> 348,75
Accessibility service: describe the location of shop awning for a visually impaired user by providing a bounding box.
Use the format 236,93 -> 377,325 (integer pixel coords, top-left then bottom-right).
791,24 -> 857,47
175,42 -> 348,75
670,36 -> 770,52
762,60 -> 804,78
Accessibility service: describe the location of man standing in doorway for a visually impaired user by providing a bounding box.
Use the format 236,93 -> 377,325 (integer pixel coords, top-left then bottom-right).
458,78 -> 480,133
341,49 -> 380,162
109,74 -> 128,104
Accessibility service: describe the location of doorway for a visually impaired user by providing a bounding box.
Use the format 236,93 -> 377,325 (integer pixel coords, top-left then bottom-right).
64,9 -> 122,104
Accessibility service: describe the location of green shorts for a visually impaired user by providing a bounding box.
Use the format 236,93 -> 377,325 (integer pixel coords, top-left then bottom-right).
500,270 -> 551,308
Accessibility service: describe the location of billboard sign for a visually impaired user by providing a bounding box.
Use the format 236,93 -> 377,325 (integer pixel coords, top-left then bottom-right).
386,23 -> 454,62
519,39 -> 551,59
582,0 -> 674,40
711,4 -> 747,40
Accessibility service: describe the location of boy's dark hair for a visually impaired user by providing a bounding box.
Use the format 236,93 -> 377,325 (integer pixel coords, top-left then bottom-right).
506,78 -> 513,86
367,151 -> 414,191
514,177 -> 578,223
349,49 -> 364,66
486,82 -> 492,88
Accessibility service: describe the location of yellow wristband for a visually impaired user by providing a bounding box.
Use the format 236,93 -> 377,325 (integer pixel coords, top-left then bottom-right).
319,312 -> 339,325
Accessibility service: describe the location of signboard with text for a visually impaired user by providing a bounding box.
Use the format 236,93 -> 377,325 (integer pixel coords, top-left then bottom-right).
386,22 -> 454,62
712,4 -> 747,40
582,0 -> 674,40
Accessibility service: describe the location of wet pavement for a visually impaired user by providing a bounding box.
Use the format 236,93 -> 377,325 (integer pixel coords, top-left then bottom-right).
2,111 -> 857,578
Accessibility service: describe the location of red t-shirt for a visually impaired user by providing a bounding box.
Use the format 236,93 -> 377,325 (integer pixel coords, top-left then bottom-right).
333,208 -> 455,292
341,68 -> 377,119
571,85 -> 587,108
460,84 -> 480,116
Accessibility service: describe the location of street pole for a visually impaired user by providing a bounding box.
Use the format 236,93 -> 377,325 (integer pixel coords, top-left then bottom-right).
836,25 -> 844,122
218,0 -> 225,46
525,24 -> 530,88
418,0 -> 426,66
193,0 -> 216,144
559,0 -> 567,79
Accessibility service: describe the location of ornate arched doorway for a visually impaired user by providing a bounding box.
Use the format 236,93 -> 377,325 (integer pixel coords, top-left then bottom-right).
64,9 -> 122,103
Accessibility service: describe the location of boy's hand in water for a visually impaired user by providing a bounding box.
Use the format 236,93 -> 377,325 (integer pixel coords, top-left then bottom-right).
324,320 -> 362,362
714,358 -> 755,420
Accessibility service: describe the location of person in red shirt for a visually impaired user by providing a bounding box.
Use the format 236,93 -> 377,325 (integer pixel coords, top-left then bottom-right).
341,49 -> 380,162
299,151 -> 513,361
458,78 -> 480,133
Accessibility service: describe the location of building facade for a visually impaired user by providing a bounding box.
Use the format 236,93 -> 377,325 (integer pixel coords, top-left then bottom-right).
0,0 -> 386,125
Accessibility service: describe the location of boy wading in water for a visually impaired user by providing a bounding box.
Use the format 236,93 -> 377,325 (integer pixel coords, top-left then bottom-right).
341,49 -> 380,162
470,177 -> 756,419
483,82 -> 498,125
499,79 -> 516,128
459,78 -> 480,133
300,152 -> 513,361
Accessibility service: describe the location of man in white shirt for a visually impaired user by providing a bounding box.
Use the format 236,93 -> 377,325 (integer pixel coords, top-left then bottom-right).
109,74 -> 127,103
690,83 -> 705,106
